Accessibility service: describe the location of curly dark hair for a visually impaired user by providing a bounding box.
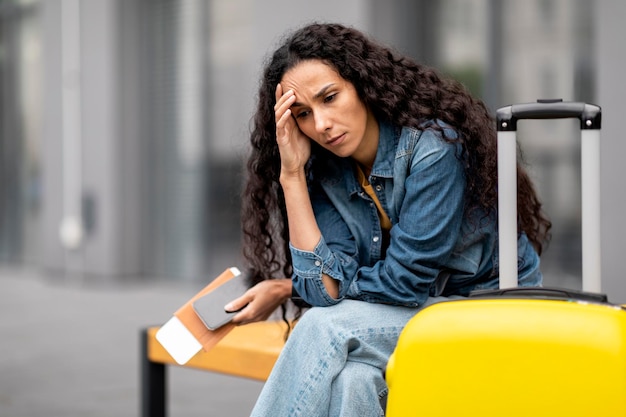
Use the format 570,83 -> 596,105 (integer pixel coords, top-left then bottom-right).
241,23 -> 551,291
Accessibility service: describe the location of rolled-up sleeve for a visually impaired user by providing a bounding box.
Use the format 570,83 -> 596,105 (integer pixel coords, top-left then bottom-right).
290,237 -> 348,306
348,130 -> 466,306
291,126 -> 468,308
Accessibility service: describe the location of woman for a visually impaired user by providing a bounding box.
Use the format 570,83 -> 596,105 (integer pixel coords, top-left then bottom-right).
226,23 -> 551,417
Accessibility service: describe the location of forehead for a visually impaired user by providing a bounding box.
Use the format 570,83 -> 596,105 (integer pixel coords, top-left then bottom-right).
280,60 -> 344,93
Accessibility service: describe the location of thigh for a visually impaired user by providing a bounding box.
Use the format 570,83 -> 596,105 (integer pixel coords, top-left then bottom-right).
250,297 -> 457,417
293,299 -> 428,368
298,299 -> 420,333
299,297 -> 461,362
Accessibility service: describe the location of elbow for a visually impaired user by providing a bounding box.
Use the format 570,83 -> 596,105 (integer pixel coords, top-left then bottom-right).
293,275 -> 342,307
322,274 -> 340,299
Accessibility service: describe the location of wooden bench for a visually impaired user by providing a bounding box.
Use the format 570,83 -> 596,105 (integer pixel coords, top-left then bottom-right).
140,320 -> 289,417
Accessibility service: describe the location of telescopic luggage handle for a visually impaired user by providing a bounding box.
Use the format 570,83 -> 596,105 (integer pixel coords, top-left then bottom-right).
496,98 -> 601,130
495,99 -> 602,292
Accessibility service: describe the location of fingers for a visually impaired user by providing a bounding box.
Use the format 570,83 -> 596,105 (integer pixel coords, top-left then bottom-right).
224,292 -> 251,313
274,83 -> 296,128
228,281 -> 286,325
231,302 -> 267,325
276,108 -> 292,134
275,82 -> 282,102
228,289 -> 259,324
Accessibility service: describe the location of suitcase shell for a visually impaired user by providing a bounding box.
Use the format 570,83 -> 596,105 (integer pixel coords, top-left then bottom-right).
386,298 -> 626,416
385,100 -> 626,416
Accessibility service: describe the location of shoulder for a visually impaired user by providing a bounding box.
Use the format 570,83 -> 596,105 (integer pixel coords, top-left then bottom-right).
397,121 -> 461,165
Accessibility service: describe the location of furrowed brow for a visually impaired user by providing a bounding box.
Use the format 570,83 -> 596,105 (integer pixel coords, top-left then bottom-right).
313,83 -> 335,100
292,83 -> 335,108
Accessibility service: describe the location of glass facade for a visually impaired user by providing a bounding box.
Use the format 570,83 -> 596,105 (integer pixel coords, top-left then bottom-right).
0,1 -> 42,265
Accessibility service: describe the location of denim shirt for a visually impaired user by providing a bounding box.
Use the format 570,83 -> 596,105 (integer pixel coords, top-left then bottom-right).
290,121 -> 542,307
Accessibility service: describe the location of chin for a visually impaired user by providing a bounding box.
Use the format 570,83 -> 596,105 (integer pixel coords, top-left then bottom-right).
328,148 -> 353,158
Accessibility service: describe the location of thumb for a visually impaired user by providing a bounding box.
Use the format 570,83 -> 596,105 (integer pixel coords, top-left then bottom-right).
224,293 -> 250,313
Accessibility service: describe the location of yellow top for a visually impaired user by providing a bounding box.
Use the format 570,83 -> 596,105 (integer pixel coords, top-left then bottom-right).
355,164 -> 392,240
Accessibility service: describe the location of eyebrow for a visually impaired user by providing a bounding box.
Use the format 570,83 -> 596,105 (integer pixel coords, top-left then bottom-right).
292,83 -> 335,108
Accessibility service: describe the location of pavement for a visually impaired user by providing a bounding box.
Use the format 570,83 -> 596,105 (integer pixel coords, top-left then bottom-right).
0,266 -> 264,417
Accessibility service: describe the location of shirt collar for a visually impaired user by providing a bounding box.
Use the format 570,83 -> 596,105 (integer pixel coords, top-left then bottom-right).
315,121 -> 400,196
370,121 -> 399,179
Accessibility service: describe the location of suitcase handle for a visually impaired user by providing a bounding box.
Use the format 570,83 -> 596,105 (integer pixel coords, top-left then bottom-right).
469,286 -> 609,303
496,100 -> 602,293
496,99 -> 601,131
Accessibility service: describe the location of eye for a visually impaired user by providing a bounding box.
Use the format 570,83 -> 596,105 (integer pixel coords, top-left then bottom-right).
295,110 -> 310,119
323,93 -> 337,104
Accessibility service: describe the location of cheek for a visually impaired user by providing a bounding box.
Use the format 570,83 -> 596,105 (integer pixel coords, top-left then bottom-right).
356,101 -> 369,121
295,119 -> 317,139
347,105 -> 367,134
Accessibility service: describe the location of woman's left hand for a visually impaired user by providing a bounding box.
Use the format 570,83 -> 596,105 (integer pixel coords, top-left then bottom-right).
227,279 -> 293,325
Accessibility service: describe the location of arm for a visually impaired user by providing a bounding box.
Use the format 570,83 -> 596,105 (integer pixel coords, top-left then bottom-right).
292,129 -> 466,307
274,84 -> 339,298
350,129 -> 466,305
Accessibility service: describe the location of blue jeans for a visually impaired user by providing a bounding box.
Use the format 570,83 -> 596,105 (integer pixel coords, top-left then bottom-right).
250,297 -> 458,417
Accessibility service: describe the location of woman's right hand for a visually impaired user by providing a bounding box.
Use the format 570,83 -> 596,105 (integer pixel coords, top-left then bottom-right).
274,83 -> 311,178
227,279 -> 293,325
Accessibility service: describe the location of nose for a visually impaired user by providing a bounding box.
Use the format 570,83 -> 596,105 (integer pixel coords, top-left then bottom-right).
314,109 -> 332,133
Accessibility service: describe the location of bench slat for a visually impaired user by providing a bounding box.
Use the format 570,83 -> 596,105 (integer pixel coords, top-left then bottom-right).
146,320 -> 288,381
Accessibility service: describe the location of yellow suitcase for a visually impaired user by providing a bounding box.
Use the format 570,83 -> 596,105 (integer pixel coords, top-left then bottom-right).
386,101 -> 626,416
385,292 -> 626,416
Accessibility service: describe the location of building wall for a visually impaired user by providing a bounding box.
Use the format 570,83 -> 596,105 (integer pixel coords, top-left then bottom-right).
1,0 -> 624,296
597,0 -> 626,302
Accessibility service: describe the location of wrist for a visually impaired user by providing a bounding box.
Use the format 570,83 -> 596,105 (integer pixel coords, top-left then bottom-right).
279,169 -> 307,186
275,278 -> 294,302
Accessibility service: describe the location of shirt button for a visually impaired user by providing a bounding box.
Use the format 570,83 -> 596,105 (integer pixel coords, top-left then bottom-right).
373,236 -> 380,242
314,260 -> 321,266
375,185 -> 382,191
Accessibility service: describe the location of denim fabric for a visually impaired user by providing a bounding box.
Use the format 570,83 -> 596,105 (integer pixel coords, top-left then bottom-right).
249,298 -> 460,417
291,121 -> 542,307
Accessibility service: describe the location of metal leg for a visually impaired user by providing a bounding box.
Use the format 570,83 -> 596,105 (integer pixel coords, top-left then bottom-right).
141,328 -> 167,417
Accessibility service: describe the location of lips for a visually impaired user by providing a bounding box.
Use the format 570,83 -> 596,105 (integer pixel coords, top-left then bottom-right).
327,133 -> 346,146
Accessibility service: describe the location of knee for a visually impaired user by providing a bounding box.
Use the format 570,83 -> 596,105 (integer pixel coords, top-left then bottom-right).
293,305 -> 342,338
290,303 -> 362,349
331,361 -> 387,416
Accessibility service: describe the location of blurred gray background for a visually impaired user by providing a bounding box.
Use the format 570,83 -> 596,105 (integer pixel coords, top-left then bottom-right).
1,0 -> 625,416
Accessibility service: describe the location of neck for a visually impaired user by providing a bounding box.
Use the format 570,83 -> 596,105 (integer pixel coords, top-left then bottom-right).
352,111 -> 379,170
358,161 -> 372,178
